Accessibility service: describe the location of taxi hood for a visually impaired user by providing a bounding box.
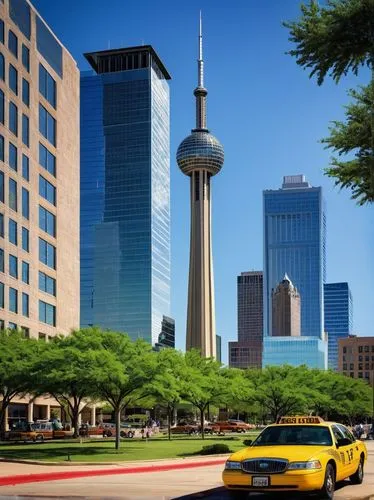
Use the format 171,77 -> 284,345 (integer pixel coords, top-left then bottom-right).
229,445 -> 328,463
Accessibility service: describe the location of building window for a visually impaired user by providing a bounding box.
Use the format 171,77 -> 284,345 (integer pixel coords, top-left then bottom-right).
39,143 -> 56,176
0,135 -> 3,161
21,326 -> 29,338
39,205 -> 56,237
365,345 -> 369,352
22,292 -> 29,317
9,64 -> 17,95
39,271 -> 56,296
39,300 -> 55,326
38,332 -> 46,341
0,20 -> 3,44
350,363 -> 354,370
9,254 -> 17,278
9,142 -> 17,171
22,260 -> 29,284
39,176 -> 56,205
22,44 -> 29,72
0,89 -> 4,124
39,237 -> 56,269
359,363 -> 363,370
8,30 -> 18,59
0,213 -> 3,237
8,322 -> 17,329
9,102 -> 18,136
39,64 -> 56,108
359,355 -> 363,361
22,114 -> 29,147
358,372 -> 363,378
9,178 -> 17,211
8,218 -> 17,245
9,287 -> 17,313
22,79 -> 29,107
0,53 -> 4,80
22,227 -> 29,252
0,281 -> 3,308
0,170 -> 3,202
0,248 -> 3,272
39,104 -> 56,146
22,187 -> 29,219
343,363 -> 347,370
359,346 -> 363,353
22,154 -> 29,181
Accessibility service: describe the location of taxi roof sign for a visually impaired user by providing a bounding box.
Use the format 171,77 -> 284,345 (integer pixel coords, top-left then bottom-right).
277,416 -> 324,425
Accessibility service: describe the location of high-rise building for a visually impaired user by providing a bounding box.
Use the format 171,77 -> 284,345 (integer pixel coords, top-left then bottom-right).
80,46 -> 171,345
263,336 -> 327,369
272,274 -> 301,337
229,271 -> 263,369
154,315 -> 175,350
324,283 -> 353,370
176,15 -> 224,358
216,334 -> 222,363
0,0 -> 79,427
338,336 -> 374,385
263,175 -> 327,369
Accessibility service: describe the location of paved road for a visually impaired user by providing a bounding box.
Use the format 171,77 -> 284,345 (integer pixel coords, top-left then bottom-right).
0,441 -> 373,499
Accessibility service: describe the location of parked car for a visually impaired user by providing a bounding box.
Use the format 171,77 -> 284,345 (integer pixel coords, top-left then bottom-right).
102,422 -> 138,438
5,422 -> 39,442
79,423 -> 104,437
170,422 -> 199,435
213,420 -> 251,433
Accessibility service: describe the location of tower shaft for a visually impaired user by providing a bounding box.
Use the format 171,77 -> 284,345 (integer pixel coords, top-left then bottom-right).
186,170 -> 216,357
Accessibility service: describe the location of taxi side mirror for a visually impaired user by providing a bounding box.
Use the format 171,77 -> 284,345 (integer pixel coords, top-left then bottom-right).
336,437 -> 351,448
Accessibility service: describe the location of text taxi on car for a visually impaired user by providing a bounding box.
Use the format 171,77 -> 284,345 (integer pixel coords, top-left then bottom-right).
222,416 -> 367,500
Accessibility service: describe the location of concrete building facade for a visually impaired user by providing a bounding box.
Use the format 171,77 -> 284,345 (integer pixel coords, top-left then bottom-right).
272,274 -> 301,337
338,336 -> 374,385
229,271 -> 263,369
176,16 -> 224,358
0,0 -> 79,427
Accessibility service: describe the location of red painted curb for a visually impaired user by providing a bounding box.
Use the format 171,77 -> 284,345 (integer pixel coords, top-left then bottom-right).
0,458 -> 226,487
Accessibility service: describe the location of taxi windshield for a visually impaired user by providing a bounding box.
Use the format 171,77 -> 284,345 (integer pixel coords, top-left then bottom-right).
253,425 -> 332,446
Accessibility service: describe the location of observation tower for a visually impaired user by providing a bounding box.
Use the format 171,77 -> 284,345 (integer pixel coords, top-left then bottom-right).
176,14 -> 224,358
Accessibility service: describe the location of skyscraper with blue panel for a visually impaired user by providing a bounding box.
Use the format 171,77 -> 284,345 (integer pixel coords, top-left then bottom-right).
324,282 -> 353,370
80,46 -> 171,345
263,175 -> 327,368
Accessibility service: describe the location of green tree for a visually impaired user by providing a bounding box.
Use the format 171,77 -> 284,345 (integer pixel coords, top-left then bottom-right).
33,329 -> 100,438
0,330 -> 42,439
248,366 -> 316,422
284,0 -> 374,204
150,348 -> 184,440
93,331 -> 157,450
322,85 -> 374,204
181,350 -> 232,439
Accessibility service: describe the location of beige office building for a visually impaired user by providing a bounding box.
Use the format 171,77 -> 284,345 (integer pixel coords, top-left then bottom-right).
338,336 -> 374,384
0,0 -> 79,427
272,274 -> 301,337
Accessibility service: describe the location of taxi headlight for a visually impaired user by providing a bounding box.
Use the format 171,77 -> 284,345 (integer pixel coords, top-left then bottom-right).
225,461 -> 242,470
288,460 -> 322,470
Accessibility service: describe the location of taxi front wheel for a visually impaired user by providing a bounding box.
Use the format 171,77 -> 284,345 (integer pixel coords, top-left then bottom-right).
319,463 -> 335,500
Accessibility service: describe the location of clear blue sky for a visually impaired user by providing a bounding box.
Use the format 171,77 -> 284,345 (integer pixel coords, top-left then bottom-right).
33,0 -> 373,364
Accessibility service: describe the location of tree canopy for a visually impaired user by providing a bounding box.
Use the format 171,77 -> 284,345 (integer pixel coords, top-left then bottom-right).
284,0 -> 374,204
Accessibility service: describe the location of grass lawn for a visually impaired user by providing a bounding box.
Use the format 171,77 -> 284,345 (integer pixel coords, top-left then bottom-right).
0,433 -> 259,463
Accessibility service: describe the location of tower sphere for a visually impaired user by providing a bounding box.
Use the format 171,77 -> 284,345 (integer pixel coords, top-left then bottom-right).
177,129 -> 224,176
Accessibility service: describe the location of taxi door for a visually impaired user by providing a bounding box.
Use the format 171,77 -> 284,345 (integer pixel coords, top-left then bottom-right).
331,424 -> 356,478
337,424 -> 360,476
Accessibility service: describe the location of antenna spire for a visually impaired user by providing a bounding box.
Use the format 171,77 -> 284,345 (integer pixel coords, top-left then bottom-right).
198,10 -> 204,88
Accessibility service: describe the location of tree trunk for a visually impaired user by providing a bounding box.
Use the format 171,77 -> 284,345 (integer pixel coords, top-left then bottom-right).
167,407 -> 171,441
0,404 -> 7,441
115,407 -> 121,451
200,407 -> 205,440
72,407 -> 80,438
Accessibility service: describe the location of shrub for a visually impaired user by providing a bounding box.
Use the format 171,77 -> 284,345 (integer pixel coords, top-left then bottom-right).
198,443 -> 232,455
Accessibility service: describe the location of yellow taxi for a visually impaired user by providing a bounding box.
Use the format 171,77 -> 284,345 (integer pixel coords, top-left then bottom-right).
222,416 -> 367,499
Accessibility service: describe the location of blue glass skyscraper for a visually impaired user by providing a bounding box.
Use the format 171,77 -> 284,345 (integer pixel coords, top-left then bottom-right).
263,175 -> 326,340
80,46 -> 171,345
324,282 -> 353,370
